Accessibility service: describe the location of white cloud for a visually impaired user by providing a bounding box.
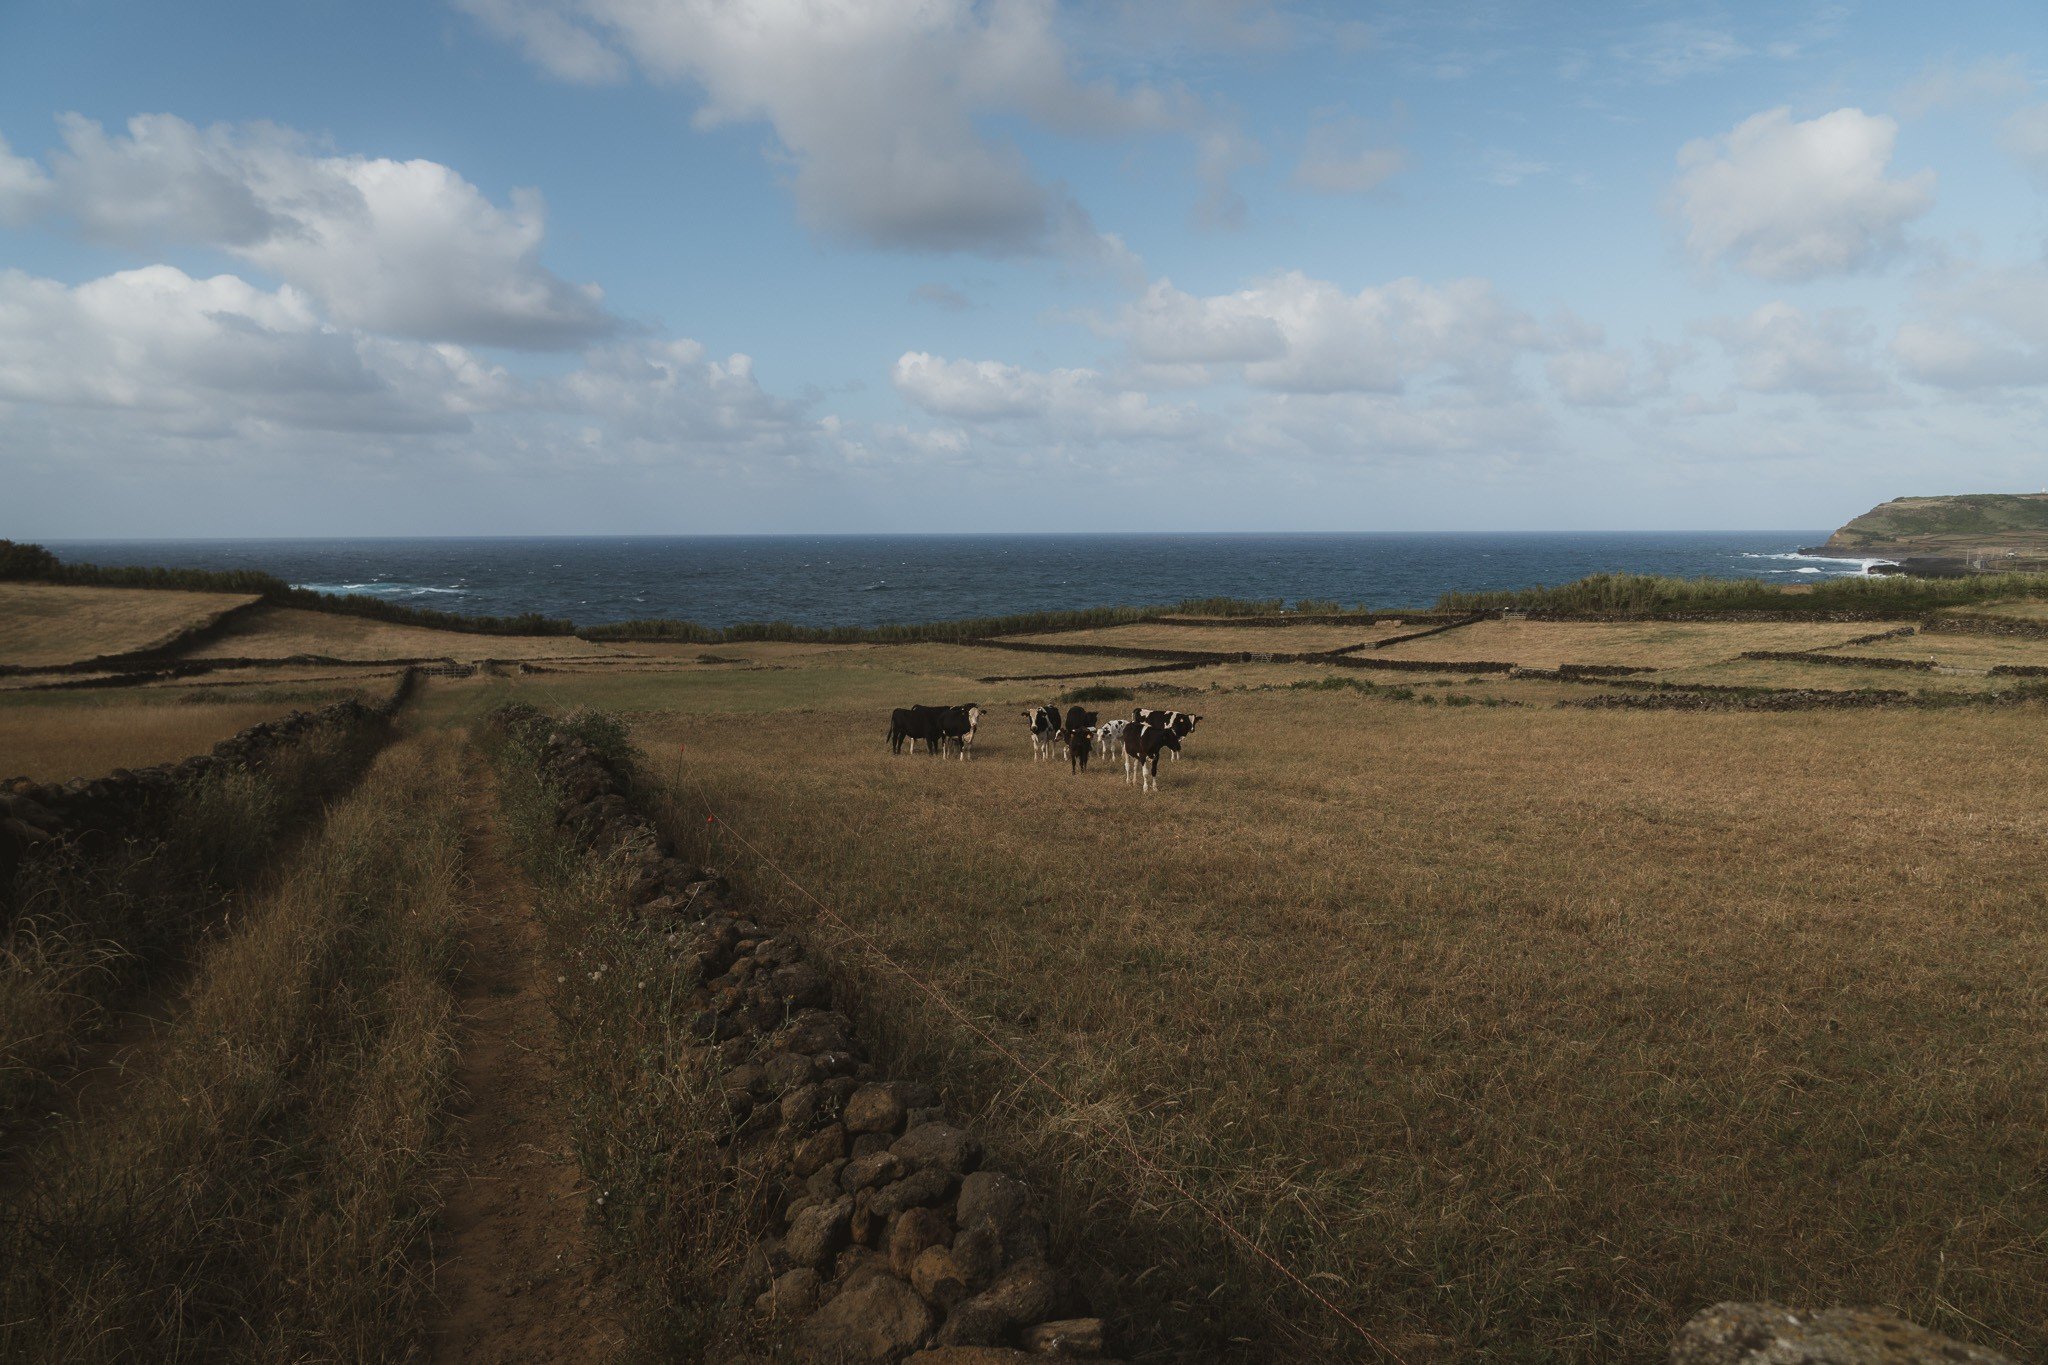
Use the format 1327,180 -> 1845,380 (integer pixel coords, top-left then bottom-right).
14,114 -> 617,349
1698,301 -> 1887,396
1481,149 -> 1550,187
1893,259 -> 2048,389
891,351 -> 1195,438
0,135 -> 53,226
0,265 -> 502,435
1115,272 -> 1545,396
459,0 -> 1203,258
1672,107 -> 1934,281
2004,104 -> 2048,186
1292,115 -> 1404,195
1898,55 -> 2030,117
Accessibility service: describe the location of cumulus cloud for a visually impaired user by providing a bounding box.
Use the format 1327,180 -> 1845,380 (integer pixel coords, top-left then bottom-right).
10,114 -> 617,349
0,265 -> 503,435
1672,107 -> 1934,281
891,351 -> 1196,438
1114,272 -> 1545,395
1893,259 -> 2048,389
458,0 -> 1206,258
1697,301 -> 1888,396
0,135 -> 54,225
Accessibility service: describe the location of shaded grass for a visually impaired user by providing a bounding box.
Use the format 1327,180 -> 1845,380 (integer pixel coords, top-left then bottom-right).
1374,619 -> 1871,670
0,733 -> 463,1361
628,684 -> 2048,1364
486,711 -> 771,1360
0,718 -> 386,1130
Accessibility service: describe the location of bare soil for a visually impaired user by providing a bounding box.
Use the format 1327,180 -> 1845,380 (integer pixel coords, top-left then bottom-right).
428,762 -> 624,1363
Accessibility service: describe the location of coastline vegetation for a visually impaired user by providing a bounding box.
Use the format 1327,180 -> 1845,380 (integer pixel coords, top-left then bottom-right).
1436,569 -> 2048,616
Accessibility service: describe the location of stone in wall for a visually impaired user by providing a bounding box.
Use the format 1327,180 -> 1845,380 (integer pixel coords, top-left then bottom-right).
1671,1302 -> 2014,1364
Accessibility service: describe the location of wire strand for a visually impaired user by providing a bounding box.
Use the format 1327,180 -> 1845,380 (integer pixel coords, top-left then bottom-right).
682,769 -> 1411,1365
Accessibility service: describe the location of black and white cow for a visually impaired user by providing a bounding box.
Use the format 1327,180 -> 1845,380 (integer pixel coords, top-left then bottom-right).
1095,717 -> 1127,758
935,703 -> 984,760
1122,719 -> 1181,792
1023,704 -> 1062,761
1131,707 -> 1202,759
1063,705 -> 1097,773
888,705 -> 945,756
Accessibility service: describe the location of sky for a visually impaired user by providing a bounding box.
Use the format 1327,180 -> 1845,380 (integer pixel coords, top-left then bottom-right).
3,0 -> 2046,537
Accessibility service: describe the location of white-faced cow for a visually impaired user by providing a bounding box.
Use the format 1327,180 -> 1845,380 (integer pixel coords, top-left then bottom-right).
1023,705 -> 1062,761
1063,705 -> 1097,773
1122,720 -> 1181,792
935,703 -> 984,760
1132,707 -> 1202,759
1095,717 -> 1127,758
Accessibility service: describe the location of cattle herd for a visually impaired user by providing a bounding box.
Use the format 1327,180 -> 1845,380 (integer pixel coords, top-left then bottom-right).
891,701 -> 1202,793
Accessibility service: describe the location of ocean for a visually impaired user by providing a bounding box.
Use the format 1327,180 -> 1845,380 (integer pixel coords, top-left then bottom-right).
42,533 -> 1880,630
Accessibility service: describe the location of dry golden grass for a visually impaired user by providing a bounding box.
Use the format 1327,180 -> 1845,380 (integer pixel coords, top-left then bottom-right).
576,652 -> 2048,1364
1829,632 -> 2048,670
1656,657 -> 2024,693
0,584 -> 258,668
1007,621 -> 1408,653
0,696 -> 317,781
186,605 -> 620,662
1374,619 -> 1869,669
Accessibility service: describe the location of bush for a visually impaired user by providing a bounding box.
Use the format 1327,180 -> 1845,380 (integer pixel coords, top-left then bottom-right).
1057,685 -> 1136,703
1436,570 -> 2048,617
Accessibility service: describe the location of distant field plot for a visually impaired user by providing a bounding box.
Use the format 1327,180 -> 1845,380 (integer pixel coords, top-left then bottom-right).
1930,598 -> 2048,621
0,696 -> 304,781
1004,621 -> 1408,654
1373,619 -> 1868,669
0,584 -> 258,668
630,678 -> 2048,1362
1655,657 -> 2015,693
186,606 -> 619,662
1828,632 -> 2048,670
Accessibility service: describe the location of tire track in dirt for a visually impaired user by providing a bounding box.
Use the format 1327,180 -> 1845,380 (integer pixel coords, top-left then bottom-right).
429,758 -> 624,1363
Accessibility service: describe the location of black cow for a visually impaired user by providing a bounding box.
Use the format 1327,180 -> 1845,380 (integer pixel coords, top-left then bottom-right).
1023,704 -> 1062,761
935,703 -> 984,760
1132,707 -> 1202,759
1122,720 -> 1182,791
1062,706 -> 1097,773
889,705 -> 945,756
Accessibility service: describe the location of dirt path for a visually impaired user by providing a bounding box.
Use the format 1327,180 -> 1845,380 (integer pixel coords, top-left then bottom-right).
428,759 -> 625,1363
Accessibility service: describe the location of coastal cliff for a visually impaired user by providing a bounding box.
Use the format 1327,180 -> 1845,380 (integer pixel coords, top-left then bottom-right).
1807,494 -> 2048,573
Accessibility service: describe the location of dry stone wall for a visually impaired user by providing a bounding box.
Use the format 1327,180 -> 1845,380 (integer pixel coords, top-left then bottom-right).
491,705 -> 1120,1365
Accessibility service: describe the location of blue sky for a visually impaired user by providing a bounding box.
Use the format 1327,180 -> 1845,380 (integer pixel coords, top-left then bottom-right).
3,0 -> 2046,536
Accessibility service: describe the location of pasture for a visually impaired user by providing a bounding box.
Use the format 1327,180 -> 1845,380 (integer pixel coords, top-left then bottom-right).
12,585 -> 2048,1362
0,583 -> 258,668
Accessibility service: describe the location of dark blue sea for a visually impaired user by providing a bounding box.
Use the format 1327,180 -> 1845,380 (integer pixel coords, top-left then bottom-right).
42,533 -> 1881,630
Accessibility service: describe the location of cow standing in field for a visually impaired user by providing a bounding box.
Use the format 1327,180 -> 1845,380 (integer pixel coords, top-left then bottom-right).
1123,720 -> 1181,792
936,703 -> 984,760
889,705 -> 944,756
1095,718 -> 1127,758
1132,707 -> 1201,759
1024,705 -> 1062,761
1063,705 -> 1097,773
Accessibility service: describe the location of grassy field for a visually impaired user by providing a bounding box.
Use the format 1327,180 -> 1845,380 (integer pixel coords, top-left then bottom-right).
0,583 -> 258,668
1,732 -> 463,1361
187,605 -> 622,662
1370,619 -> 1872,669
623,674 -> 2048,1363
0,695 -> 350,782
1005,621 -> 1411,653
1827,632 -> 2048,669
18,585 -> 2048,1362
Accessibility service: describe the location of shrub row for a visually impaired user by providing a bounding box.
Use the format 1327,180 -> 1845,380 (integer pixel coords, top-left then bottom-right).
1436,571 -> 2048,618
